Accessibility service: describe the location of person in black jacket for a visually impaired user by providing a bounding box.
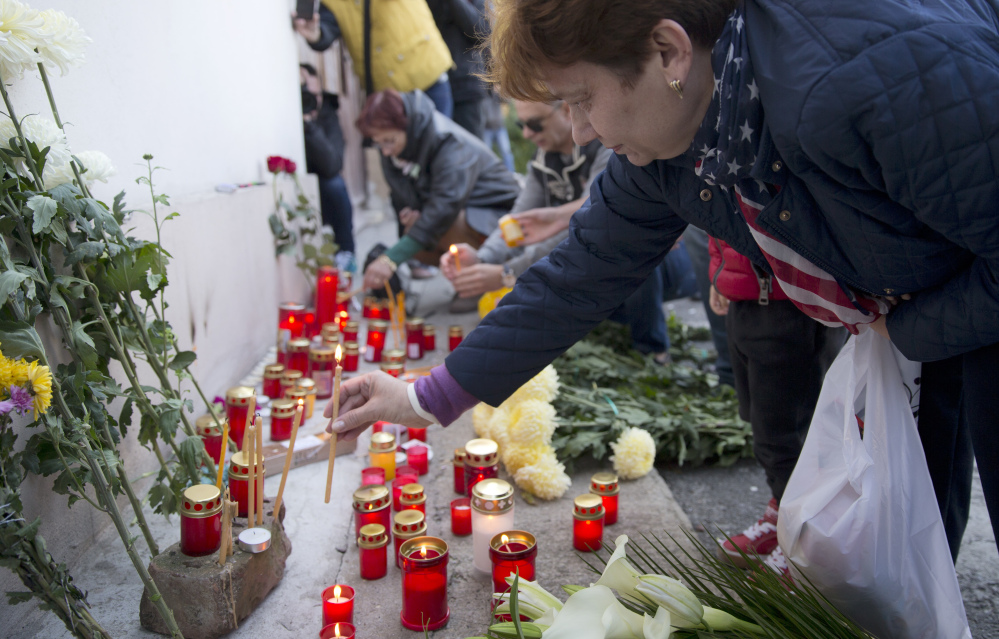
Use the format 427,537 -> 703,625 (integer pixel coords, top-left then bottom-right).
426,0 -> 490,138
301,63 -> 354,256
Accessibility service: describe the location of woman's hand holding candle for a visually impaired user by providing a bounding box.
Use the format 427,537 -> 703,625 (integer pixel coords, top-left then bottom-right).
440,243 -> 477,280
324,372 -> 431,442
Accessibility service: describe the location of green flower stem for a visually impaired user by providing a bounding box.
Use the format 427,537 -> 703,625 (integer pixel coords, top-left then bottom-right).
139,157 -> 169,371
36,63 -> 93,200
0,76 -> 45,191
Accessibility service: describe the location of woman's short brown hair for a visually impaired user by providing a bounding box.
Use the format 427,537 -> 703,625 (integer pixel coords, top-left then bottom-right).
486,0 -> 737,101
356,89 -> 408,136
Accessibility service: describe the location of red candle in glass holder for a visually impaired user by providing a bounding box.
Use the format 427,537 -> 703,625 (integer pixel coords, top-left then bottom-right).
309,346 -> 336,399
400,537 -> 450,631
352,485 -> 392,544
321,584 -> 355,626
195,414 -> 226,466
319,622 -> 355,639
408,426 -> 427,442
393,510 -> 427,569
343,320 -> 358,343
364,320 -> 389,363
400,484 -> 427,516
227,451 -> 262,517
287,337 -> 311,375
262,363 -> 286,399
361,466 -> 386,486
450,498 -> 472,536
590,472 -> 620,526
179,484 -> 222,557
463,438 -> 499,497
342,342 -> 359,372
378,303 -> 392,321
423,325 -> 436,351
405,318 -> 425,360
280,369 -> 303,400
277,302 -> 306,364
337,310 -> 350,331
396,464 -> 419,479
572,494 -> 605,552
488,531 -> 537,594
362,296 -> 377,319
380,361 -> 404,378
358,523 -> 389,580
453,449 -> 467,494
392,474 -> 418,511
448,325 -> 463,352
270,398 -> 296,441
407,444 -> 429,475
224,386 -> 254,450
302,309 -> 318,339
316,265 -> 339,330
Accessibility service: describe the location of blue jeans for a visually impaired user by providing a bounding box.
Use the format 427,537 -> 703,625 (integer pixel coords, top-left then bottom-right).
682,226 -> 734,387
610,265 -> 667,354
318,174 -> 354,253
661,240 -> 699,302
423,77 -> 453,118
483,126 -> 515,172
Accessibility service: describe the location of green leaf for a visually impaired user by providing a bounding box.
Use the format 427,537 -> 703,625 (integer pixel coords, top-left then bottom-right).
6,591 -> 34,605
0,270 -> 28,300
168,350 -> 196,371
302,243 -> 317,259
26,195 -> 58,234
146,271 -> 164,293
64,241 -> 104,267
0,321 -> 45,359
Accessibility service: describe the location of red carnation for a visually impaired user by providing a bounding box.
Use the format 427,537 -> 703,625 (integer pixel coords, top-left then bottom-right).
267,155 -> 286,173
285,159 -> 297,173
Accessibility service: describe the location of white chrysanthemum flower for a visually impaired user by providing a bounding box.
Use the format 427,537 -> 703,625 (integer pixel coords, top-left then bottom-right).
485,404 -> 512,447
0,113 -> 72,182
0,0 -> 45,80
44,149 -> 115,189
510,365 -> 560,404
35,9 -> 88,75
610,427 -> 656,479
472,402 -> 495,438
501,442 -> 554,475
513,455 -> 571,500
507,399 -> 557,446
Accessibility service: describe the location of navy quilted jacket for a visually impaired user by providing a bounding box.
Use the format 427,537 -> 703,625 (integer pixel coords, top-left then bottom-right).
447,0 -> 999,406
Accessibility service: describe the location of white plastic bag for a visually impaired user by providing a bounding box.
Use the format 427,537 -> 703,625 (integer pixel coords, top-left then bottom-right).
777,331 -> 971,639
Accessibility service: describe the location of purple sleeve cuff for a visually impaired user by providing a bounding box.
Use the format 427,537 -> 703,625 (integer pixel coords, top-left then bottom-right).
414,364 -> 480,426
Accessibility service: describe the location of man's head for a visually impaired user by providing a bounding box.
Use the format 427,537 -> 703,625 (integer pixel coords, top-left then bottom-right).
512,100 -> 573,155
487,0 -> 736,165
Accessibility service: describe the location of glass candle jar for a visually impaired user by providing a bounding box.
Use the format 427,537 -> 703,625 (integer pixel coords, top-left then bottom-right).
423,325 -> 436,351
228,451 -> 262,517
280,370 -> 304,399
464,438 -> 499,497
277,302 -> 307,363
383,348 -> 405,366
396,465 -> 419,482
380,302 -> 394,321
287,337 -> 311,375
321,584 -> 355,626
295,378 -> 317,419
498,214 -> 525,248
380,362 -> 404,378
302,309 -> 317,339
180,484 -> 222,557
407,444 -> 429,475
262,363 -> 286,399
392,475 -> 418,512
319,623 -> 355,639
400,483 -> 427,516
285,388 -> 309,420
342,342 -> 359,372
352,485 -> 392,543
453,449 -> 467,494
362,296 -> 377,319
489,530 -> 537,593
400,537 -> 450,631
224,386 -> 254,450
408,426 -> 427,442
448,325 -> 463,352
450,497 -> 472,536
195,413 -> 226,466
393,510 -> 427,569
364,320 -> 389,363
573,494 -> 605,552
471,479 -> 515,573
320,322 -> 340,342
309,345 -> 336,399
270,398 -> 296,441
316,265 -> 339,329
362,466 -> 386,486
590,472 -> 620,526
405,318 -> 425,360
369,432 -> 397,481
358,523 -> 389,580
343,320 -> 359,343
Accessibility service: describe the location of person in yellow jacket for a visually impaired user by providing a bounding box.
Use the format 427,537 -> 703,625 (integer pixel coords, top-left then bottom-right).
294,0 -> 455,117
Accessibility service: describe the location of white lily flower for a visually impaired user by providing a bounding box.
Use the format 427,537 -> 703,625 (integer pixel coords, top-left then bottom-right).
601,600 -> 646,639
701,606 -> 765,635
535,607 -> 558,627
540,585 -> 622,639
635,574 -> 703,628
494,576 -> 564,621
643,607 -> 674,639
594,535 -> 647,603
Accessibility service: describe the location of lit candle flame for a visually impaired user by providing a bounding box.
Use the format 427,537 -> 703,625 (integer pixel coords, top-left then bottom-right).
340,310 -> 348,318
335,344 -> 343,364
449,244 -> 458,257
420,545 -> 427,559
333,585 -> 341,599
501,534 -> 509,545
334,622 -> 341,638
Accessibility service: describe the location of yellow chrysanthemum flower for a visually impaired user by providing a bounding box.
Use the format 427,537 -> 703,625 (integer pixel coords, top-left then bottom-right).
501,442 -> 553,474
507,399 -> 558,446
26,361 -> 52,415
472,402 -> 495,438
485,405 -> 512,447
610,427 -> 656,479
509,365 -> 560,404
0,350 -> 30,390
514,455 -> 572,500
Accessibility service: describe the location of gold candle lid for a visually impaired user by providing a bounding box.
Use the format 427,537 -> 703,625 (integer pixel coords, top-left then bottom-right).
229,450 -> 262,472
393,510 -> 427,537
380,362 -> 404,375
320,322 -> 340,337
322,336 -> 341,349
464,438 -> 498,466
344,341 -> 360,355
286,388 -> 308,403
423,325 -> 436,335
405,317 -> 425,331
399,536 -> 448,561
590,472 -> 620,496
382,349 -> 406,364
288,337 -> 311,353
363,296 -> 378,308
452,448 -> 467,467
310,346 -> 336,362
368,319 -> 389,333
263,363 -> 286,379
281,370 -> 304,386
471,478 -> 514,514
573,494 -> 605,521
181,484 -> 222,518
448,325 -> 463,337
195,413 -> 225,437
369,432 -> 396,452
225,386 -> 254,406
489,530 -> 536,553
271,398 -> 297,419
400,483 -> 426,505
358,523 -> 389,549
352,485 -> 391,510
345,320 -> 359,332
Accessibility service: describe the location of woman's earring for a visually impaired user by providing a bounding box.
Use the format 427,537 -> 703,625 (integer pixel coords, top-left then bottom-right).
670,79 -> 684,100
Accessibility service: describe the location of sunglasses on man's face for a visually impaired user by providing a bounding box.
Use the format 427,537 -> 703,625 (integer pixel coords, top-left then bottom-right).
515,104 -> 561,134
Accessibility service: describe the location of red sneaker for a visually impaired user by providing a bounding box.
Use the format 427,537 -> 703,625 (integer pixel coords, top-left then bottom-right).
763,546 -> 791,579
717,498 -> 779,568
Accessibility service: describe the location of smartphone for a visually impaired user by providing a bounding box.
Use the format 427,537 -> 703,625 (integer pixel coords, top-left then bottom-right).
296,0 -> 316,20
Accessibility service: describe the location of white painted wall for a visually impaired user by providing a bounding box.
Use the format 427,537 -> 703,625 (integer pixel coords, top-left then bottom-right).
2,1 -> 320,631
